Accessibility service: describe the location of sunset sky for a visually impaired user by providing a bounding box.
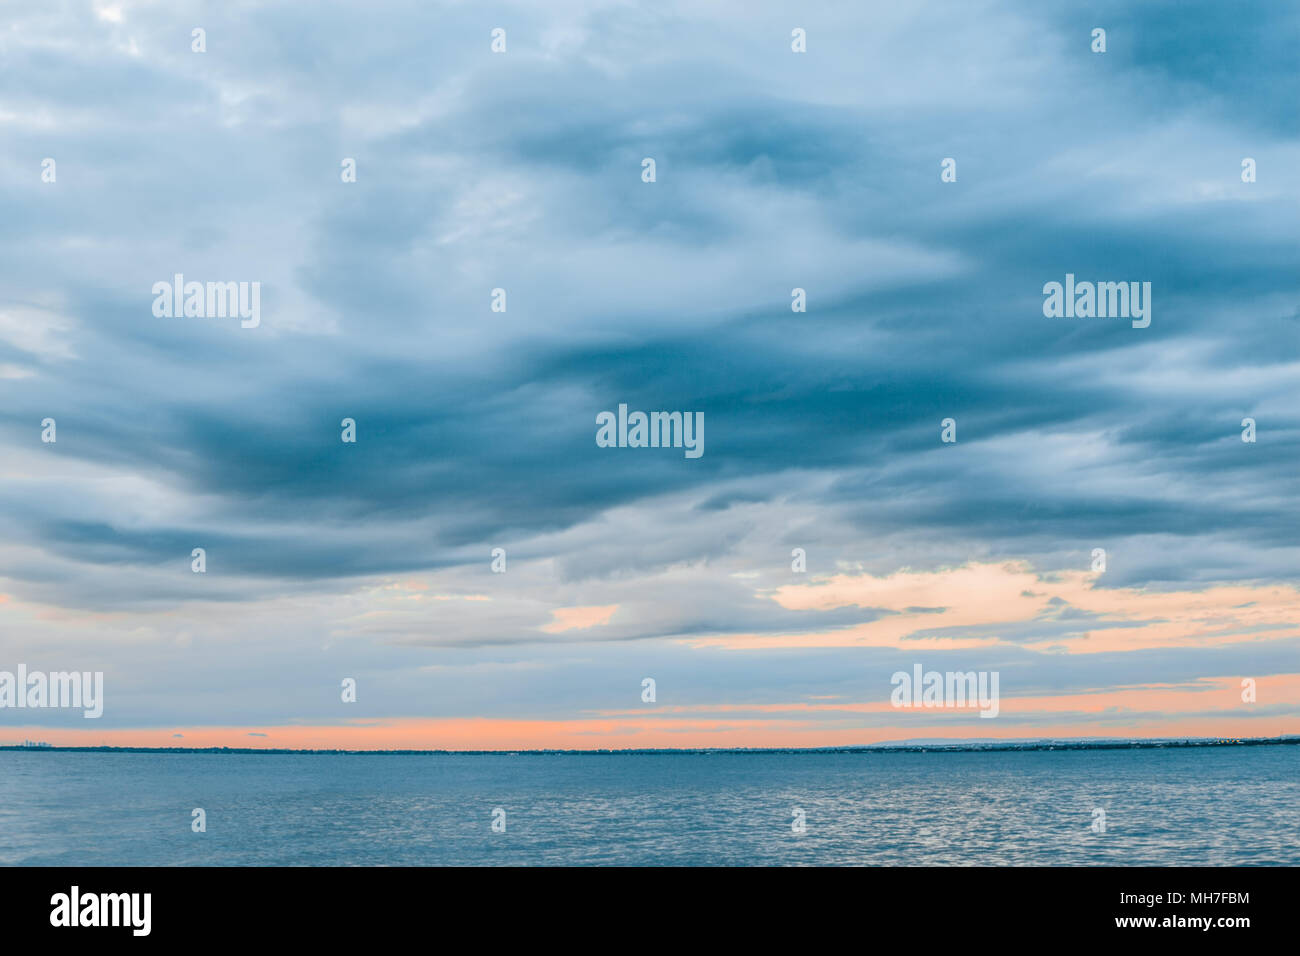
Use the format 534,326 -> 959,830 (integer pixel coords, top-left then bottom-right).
2,0 -> 1298,749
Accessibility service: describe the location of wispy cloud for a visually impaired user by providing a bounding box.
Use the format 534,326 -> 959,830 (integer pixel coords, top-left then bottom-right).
1,0 -> 1296,747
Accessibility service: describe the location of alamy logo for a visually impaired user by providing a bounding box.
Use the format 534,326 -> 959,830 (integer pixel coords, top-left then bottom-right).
50,886 -> 150,936
890,665 -> 1000,718
596,404 -> 704,458
152,274 -> 261,328
1042,274 -> 1150,328
0,665 -> 103,718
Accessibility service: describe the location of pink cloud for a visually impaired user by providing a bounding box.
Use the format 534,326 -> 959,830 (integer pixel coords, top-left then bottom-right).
686,560 -> 1300,653
541,604 -> 618,633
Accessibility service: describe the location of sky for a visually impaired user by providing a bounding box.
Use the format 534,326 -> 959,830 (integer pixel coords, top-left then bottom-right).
1,0 -> 1298,749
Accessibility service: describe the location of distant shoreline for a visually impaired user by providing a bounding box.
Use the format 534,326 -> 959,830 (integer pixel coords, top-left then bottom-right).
2,736 -> 1297,756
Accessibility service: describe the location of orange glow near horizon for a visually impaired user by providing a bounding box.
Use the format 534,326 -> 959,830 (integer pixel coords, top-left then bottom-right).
7,672 -> 1297,751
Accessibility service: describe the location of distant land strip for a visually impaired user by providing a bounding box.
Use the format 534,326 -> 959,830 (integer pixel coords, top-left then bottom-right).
1,736 -> 1298,756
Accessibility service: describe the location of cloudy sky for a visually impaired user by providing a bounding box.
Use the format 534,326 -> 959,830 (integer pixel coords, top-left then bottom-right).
2,0 -> 1298,749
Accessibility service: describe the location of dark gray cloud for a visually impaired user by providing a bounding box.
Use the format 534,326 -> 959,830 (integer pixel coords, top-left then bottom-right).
0,0 -> 1296,733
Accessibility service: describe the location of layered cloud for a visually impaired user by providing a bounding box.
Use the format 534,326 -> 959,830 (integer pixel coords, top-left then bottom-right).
0,0 -> 1296,746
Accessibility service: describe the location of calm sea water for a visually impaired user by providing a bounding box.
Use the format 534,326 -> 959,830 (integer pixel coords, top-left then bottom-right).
1,747 -> 1296,865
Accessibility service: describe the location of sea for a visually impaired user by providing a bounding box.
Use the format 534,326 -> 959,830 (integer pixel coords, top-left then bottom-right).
1,746 -> 1296,866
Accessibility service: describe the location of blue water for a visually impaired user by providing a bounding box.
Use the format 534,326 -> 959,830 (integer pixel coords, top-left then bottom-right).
1,747 -> 1296,865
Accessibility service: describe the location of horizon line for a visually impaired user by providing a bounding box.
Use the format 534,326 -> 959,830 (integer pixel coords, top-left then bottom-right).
4,735 -> 1298,756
